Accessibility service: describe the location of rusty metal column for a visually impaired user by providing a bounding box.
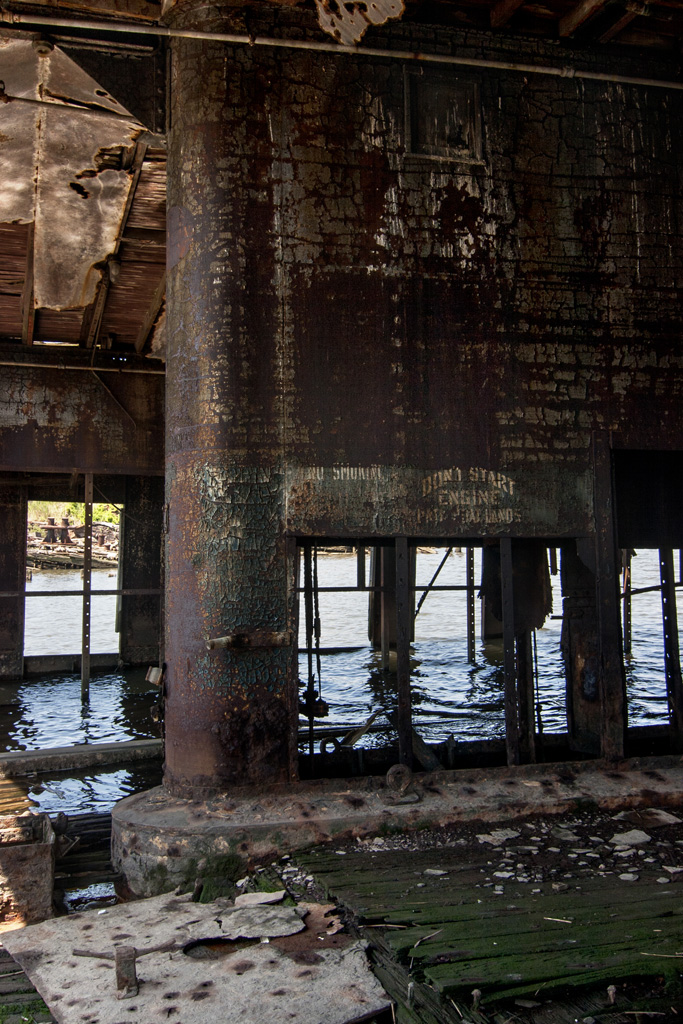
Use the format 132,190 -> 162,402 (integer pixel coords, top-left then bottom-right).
163,6 -> 296,797
81,472 -> 93,699
118,476 -> 163,666
500,538 -> 520,766
592,432 -> 626,761
0,484 -> 27,679
659,548 -> 683,747
466,547 -> 476,663
395,537 -> 413,768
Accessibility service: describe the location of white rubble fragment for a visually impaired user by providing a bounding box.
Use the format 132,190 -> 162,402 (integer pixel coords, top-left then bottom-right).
235,890 -> 286,907
476,829 -> 520,847
610,829 -> 652,847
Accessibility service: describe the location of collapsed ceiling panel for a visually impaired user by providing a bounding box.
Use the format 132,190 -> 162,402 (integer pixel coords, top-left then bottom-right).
0,35 -> 144,310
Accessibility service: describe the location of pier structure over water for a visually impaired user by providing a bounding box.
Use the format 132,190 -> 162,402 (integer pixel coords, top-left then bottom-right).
0,0 -> 683,880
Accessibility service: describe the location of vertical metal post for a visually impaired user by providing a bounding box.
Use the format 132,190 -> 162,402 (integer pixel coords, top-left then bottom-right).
380,544 -> 396,671
303,543 -> 315,763
395,537 -> 413,768
357,545 -> 366,590
500,538 -> 520,766
516,630 -> 536,763
466,547 -> 476,664
81,472 -> 93,700
622,550 -> 632,656
659,548 -> 683,746
592,431 -> 626,760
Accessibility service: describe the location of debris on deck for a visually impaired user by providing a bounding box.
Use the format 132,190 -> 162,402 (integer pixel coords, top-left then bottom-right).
295,805 -> 683,1022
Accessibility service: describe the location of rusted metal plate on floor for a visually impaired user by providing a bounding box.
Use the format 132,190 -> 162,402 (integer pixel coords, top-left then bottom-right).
3,893 -> 390,1024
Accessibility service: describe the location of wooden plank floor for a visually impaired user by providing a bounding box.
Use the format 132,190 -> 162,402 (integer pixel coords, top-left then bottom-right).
297,825 -> 683,1021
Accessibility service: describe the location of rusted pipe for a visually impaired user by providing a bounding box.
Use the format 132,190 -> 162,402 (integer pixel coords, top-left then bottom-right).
2,11 -> 683,92
0,360 -> 163,374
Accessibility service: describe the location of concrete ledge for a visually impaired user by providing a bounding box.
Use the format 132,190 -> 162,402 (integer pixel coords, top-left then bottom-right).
112,754 -> 683,897
0,738 -> 163,776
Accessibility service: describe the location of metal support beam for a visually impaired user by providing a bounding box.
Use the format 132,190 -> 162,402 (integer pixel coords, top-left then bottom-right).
516,630 -> 536,763
466,547 -> 476,664
380,544 -> 397,670
395,537 -> 413,769
0,486 -> 27,679
118,476 -> 163,665
592,432 -> 626,760
622,549 -> 632,656
357,545 -> 366,590
81,472 -> 93,699
500,538 -> 520,766
659,548 -> 683,747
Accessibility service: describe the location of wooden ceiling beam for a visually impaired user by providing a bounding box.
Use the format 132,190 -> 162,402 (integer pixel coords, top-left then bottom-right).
135,271 -> 165,355
559,0 -> 610,36
490,0 -> 526,29
599,2 -> 648,42
83,140 -> 147,349
20,223 -> 35,347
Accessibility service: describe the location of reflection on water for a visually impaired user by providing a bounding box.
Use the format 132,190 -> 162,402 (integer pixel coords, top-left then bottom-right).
4,548 -> 677,814
24,569 -> 118,656
299,547 -> 677,744
0,670 -> 155,751
25,764 -> 162,816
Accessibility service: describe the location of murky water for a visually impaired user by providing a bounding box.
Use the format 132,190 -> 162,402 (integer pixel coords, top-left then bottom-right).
299,547 -> 676,744
3,548 -> 677,814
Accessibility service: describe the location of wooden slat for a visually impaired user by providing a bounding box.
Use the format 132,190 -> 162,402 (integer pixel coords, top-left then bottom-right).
599,7 -> 639,42
84,142 -> 147,349
490,0 -> 525,29
298,844 -> 683,1007
134,270 -> 165,354
559,0 -> 610,36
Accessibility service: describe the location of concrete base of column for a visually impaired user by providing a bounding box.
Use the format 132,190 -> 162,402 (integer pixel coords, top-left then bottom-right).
112,755 -> 683,897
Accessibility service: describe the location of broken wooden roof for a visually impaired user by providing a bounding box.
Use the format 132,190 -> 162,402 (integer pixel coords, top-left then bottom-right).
0,0 -> 682,364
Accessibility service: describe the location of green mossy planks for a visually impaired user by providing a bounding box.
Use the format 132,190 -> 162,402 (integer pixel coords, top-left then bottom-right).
298,848 -> 683,1005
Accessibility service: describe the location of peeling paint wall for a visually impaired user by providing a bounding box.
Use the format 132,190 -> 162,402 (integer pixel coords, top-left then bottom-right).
162,6 -> 683,794
194,15 -> 683,539
0,363 -> 164,475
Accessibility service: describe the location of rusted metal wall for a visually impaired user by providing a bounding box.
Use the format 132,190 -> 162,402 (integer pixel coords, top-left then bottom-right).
162,5 -> 683,794
164,9 -> 298,796
119,475 -> 163,665
161,9 -> 680,542
0,357 -> 164,476
0,484 -> 26,678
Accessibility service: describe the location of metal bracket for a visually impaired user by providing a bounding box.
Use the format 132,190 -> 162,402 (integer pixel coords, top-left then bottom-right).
206,630 -> 293,651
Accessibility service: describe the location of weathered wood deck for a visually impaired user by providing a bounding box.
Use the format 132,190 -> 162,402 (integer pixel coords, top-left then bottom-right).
298,822 -> 683,1023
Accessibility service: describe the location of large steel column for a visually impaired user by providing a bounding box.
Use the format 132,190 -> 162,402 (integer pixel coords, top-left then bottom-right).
163,8 -> 297,797
0,485 -> 27,679
118,476 -> 163,666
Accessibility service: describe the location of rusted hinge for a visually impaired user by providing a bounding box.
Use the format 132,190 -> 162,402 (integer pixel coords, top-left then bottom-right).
206,630 -> 292,651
